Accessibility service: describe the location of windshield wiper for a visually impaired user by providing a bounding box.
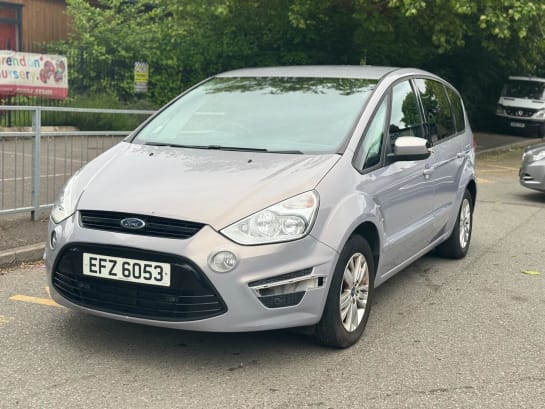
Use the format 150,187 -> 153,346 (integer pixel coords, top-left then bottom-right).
208,146 -> 303,154
268,150 -> 303,154
144,142 -> 209,149
205,145 -> 268,152
144,142 -> 302,154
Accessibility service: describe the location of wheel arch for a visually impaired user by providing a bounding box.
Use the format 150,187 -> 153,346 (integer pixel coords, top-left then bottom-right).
466,178 -> 477,208
352,221 -> 380,274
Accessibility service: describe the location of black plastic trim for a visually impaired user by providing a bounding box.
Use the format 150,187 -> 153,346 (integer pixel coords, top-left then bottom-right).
79,210 -> 204,240
258,292 -> 306,308
52,243 -> 227,321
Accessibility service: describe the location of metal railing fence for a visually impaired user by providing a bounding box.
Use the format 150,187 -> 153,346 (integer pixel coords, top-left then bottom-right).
0,106 -> 156,220
1,95 -> 63,127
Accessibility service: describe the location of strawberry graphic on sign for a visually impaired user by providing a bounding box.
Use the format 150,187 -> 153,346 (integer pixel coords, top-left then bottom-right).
39,59 -> 65,84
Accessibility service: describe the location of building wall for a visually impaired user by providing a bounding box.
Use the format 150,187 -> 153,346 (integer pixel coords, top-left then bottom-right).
1,0 -> 67,52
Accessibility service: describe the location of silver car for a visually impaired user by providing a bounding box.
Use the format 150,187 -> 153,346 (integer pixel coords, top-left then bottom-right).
520,143 -> 545,192
45,66 -> 476,348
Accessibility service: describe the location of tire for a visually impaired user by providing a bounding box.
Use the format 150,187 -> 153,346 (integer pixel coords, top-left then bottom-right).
314,235 -> 375,348
436,189 -> 473,259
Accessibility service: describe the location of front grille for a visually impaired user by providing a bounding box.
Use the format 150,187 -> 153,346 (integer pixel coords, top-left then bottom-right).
505,107 -> 537,117
80,210 -> 204,239
53,244 -> 227,321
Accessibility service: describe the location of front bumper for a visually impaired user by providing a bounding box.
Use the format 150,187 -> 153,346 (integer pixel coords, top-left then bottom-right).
45,212 -> 338,332
496,114 -> 544,131
520,161 -> 545,192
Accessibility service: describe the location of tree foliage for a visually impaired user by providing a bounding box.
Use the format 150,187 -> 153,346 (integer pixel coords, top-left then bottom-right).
53,0 -> 545,129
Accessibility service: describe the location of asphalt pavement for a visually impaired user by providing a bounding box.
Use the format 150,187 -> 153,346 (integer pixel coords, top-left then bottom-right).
0,130 -> 542,266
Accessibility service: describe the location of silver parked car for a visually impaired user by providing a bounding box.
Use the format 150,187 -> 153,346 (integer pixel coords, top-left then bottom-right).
45,66 -> 476,348
520,143 -> 545,192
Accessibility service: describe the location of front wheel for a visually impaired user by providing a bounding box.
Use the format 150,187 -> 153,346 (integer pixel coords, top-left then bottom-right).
436,189 -> 473,259
314,235 -> 375,348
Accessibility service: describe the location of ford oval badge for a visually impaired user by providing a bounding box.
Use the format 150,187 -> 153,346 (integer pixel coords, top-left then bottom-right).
120,217 -> 146,230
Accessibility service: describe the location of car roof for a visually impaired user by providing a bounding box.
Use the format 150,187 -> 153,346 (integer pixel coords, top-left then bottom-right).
216,65 -> 401,80
508,76 -> 545,83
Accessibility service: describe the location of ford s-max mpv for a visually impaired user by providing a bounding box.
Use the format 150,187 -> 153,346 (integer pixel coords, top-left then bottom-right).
45,66 -> 476,348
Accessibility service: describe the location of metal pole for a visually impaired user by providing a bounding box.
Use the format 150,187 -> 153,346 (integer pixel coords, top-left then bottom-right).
31,108 -> 41,221
7,96 -> 12,127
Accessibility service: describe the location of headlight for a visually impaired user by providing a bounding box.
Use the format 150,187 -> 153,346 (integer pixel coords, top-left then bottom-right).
496,104 -> 505,115
534,109 -> 545,119
529,150 -> 545,163
221,191 -> 319,245
50,177 -> 78,224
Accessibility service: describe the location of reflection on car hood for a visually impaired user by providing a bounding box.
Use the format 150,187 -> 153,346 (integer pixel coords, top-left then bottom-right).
76,142 -> 340,229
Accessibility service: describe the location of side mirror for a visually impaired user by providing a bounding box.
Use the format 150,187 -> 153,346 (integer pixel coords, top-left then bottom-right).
389,136 -> 431,162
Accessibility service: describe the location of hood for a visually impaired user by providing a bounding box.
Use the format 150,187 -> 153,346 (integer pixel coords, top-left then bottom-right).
498,96 -> 545,110
525,142 -> 545,153
76,142 -> 340,229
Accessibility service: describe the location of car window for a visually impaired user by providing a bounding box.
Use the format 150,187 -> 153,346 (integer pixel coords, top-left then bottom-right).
445,86 -> 465,133
354,97 -> 387,171
132,77 -> 378,154
388,81 -> 424,148
414,79 -> 456,142
502,80 -> 545,100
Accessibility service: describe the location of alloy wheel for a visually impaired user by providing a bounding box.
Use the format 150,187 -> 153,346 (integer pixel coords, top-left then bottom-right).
339,252 -> 369,332
459,198 -> 471,249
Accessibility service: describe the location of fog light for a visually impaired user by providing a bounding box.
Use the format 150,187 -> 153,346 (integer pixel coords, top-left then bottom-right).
209,251 -> 238,273
50,230 -> 57,249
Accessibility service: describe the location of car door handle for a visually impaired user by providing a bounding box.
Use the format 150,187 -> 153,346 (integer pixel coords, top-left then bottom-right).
423,167 -> 434,177
457,152 -> 467,159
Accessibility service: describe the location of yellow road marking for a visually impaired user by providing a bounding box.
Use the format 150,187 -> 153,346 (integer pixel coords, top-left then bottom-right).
477,177 -> 492,184
9,286 -> 63,308
9,294 -> 62,308
0,315 -> 14,326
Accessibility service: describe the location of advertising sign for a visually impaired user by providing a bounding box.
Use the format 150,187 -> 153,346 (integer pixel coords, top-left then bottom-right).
134,61 -> 149,94
0,51 -> 68,99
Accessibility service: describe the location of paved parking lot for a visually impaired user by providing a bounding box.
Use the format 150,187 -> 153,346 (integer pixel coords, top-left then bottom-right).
0,149 -> 544,408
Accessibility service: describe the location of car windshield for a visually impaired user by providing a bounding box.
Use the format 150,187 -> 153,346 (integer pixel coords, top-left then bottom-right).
132,77 -> 377,154
502,80 -> 545,100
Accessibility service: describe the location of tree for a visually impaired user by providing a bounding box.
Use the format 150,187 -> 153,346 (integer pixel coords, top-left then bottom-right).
55,0 -> 545,129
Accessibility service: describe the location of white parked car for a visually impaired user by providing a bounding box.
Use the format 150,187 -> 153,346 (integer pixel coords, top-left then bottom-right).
496,76 -> 545,137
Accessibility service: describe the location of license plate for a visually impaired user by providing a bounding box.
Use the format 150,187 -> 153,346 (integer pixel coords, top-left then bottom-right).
510,122 -> 525,128
83,253 -> 171,287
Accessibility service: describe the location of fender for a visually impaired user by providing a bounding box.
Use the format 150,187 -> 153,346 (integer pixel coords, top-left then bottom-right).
311,155 -> 384,283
